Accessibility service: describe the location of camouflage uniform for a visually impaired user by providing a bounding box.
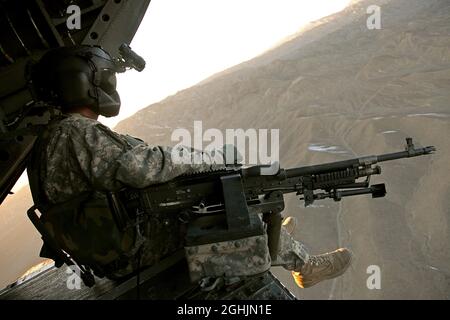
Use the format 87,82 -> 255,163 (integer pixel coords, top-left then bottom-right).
33,113 -> 309,279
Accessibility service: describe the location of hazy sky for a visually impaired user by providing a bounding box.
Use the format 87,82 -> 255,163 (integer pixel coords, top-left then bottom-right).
101,0 -> 352,128
11,0 -> 351,192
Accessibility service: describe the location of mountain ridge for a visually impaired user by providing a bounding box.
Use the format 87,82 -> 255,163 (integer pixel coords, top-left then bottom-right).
115,0 -> 450,299
0,0 -> 449,298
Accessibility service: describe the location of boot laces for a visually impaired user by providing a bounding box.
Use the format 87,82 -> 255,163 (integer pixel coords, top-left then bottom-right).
308,254 -> 330,267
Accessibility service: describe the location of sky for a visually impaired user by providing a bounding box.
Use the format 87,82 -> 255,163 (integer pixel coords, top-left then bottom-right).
101,0 -> 352,128
11,0 -> 351,193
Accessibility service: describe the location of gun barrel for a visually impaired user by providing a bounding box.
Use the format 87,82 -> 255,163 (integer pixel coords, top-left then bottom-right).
286,158 -> 364,177
377,145 -> 435,162
285,140 -> 435,178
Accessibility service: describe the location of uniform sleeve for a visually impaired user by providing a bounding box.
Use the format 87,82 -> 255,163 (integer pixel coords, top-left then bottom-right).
69,120 -> 226,190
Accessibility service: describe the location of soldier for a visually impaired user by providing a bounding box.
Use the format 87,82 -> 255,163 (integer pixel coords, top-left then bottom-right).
27,45 -> 352,296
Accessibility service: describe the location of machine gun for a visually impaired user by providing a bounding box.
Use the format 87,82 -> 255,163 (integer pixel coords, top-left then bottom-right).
117,138 -> 435,283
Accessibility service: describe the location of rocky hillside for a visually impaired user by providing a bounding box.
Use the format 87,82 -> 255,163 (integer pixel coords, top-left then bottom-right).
0,0 -> 448,298
116,0 -> 450,299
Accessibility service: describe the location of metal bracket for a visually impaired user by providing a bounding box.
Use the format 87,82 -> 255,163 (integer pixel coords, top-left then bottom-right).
405,137 -> 415,156
220,174 -> 251,231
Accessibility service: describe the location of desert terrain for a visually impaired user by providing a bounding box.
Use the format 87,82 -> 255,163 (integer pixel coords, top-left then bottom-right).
1,0 -> 449,298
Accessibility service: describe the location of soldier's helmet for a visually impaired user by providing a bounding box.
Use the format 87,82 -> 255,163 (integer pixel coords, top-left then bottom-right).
28,45 -> 121,117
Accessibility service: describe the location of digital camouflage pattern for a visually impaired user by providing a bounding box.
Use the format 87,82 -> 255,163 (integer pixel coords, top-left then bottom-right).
40,197 -> 138,272
185,227 -> 310,282
277,226 -> 310,271
40,114 -> 224,204
32,113 -> 226,277
32,113 -> 311,280
185,234 -> 272,282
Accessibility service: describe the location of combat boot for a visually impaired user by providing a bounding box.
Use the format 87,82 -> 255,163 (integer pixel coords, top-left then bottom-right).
292,248 -> 352,288
282,216 -> 297,235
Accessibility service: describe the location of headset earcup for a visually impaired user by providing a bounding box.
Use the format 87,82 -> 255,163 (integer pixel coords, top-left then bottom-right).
57,72 -> 95,108
97,89 -> 121,117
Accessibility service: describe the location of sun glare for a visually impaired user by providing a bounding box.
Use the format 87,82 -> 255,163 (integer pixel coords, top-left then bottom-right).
9,0 -> 351,193
106,0 -> 352,128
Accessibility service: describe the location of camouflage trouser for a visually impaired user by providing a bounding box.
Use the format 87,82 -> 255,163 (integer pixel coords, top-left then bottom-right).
110,219 -> 310,279
276,226 -> 310,271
